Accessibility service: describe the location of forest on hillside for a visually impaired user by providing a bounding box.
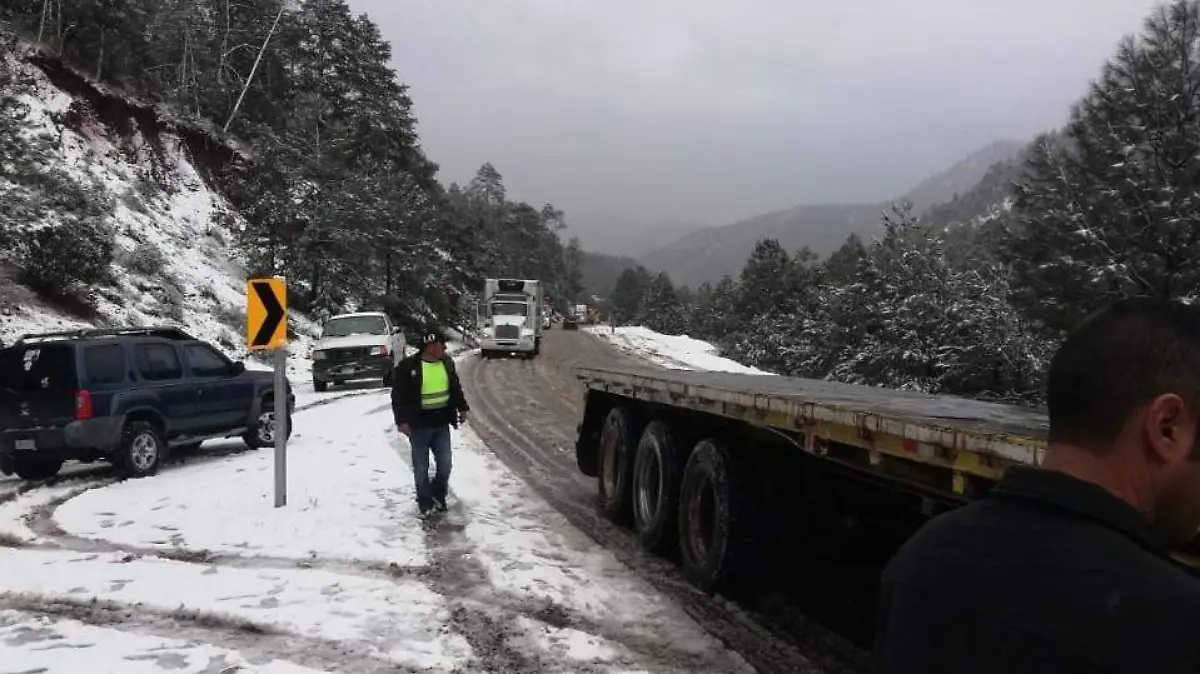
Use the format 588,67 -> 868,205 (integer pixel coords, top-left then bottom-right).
0,0 -> 584,332
612,0 -> 1200,406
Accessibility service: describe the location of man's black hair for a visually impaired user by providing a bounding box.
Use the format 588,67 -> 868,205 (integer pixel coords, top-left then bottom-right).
1047,296 -> 1200,448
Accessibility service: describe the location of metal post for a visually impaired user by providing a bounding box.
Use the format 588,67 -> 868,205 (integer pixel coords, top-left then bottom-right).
273,346 -> 287,507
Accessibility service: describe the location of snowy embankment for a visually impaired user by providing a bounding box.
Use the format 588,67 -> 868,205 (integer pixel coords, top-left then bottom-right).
0,54 -> 319,383
586,325 -> 772,375
0,357 -> 748,673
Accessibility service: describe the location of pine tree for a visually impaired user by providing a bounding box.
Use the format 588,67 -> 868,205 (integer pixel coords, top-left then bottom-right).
1002,0 -> 1200,333
610,267 -> 651,323
637,271 -> 683,333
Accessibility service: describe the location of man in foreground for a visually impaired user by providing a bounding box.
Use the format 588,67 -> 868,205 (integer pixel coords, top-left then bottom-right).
874,297 -> 1200,673
391,329 -> 470,519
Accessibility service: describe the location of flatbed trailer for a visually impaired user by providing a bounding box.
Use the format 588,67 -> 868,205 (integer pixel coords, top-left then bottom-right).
574,365 -> 1200,600
572,364 -> 1058,594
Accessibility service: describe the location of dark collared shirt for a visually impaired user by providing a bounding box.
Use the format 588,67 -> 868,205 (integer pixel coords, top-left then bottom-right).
873,466 -> 1200,674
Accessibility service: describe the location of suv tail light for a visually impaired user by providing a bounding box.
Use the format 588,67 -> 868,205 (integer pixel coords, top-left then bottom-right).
75,389 -> 93,420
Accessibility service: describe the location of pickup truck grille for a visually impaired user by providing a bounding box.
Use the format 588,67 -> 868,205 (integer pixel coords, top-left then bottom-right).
495,325 -> 520,340
324,347 -> 373,362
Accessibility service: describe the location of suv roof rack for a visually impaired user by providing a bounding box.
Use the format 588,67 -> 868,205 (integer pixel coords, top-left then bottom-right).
15,325 -> 196,345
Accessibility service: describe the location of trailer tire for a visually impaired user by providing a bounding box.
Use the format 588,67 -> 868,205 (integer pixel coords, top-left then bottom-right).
597,407 -> 638,524
677,438 -> 759,592
632,421 -> 684,553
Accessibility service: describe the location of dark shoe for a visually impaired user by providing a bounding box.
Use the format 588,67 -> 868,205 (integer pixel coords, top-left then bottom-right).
417,504 -> 434,519
432,497 -> 447,512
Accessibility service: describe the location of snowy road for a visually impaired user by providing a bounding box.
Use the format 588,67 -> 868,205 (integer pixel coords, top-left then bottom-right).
0,366 -> 751,673
460,329 -> 865,674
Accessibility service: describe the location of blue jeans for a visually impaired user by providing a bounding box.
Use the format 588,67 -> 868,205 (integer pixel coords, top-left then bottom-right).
408,424 -> 452,509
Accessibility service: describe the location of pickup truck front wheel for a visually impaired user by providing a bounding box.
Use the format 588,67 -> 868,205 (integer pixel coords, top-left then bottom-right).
116,421 -> 165,478
244,403 -> 293,449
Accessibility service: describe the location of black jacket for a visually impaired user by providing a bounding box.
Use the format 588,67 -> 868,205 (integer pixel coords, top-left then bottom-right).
390,353 -> 469,429
873,466 -> 1200,674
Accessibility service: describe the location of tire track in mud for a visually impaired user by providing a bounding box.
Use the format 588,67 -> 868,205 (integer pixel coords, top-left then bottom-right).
390,433 -> 741,674
0,593 -> 433,674
460,329 -> 867,674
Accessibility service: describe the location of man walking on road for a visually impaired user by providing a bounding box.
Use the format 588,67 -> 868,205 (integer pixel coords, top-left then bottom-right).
391,328 -> 470,519
874,297 -> 1200,673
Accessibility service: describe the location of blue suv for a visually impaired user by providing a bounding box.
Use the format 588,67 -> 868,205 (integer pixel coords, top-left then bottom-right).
0,326 -> 294,481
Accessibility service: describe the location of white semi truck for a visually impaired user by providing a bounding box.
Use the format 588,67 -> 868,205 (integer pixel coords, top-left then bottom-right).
479,279 -> 543,359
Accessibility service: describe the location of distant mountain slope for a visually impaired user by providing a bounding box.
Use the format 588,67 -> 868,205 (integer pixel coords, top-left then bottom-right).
639,139 -> 1029,288
901,140 -> 1026,214
638,203 -> 885,288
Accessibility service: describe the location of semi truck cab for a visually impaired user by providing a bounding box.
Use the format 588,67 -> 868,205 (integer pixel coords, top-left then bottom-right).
479,279 -> 543,359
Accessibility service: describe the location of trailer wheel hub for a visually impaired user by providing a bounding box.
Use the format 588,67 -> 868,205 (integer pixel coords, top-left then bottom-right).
635,442 -> 663,525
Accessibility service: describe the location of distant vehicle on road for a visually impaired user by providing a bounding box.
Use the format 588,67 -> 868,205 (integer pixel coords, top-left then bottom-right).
562,311 -> 579,330
0,326 -> 294,481
310,312 -> 406,392
479,279 -> 543,359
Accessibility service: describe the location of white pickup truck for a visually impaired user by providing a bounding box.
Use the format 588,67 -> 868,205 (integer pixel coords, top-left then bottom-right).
310,312 -> 406,391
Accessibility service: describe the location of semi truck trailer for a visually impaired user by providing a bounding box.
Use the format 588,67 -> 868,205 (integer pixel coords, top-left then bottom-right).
572,364 -> 1056,594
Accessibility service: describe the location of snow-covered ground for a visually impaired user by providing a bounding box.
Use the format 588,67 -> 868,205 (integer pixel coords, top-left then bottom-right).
587,325 -> 772,375
0,355 -> 750,673
1,611 -> 328,674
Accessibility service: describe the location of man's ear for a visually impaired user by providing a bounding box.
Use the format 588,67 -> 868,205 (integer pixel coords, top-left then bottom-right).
1143,393 -> 1196,466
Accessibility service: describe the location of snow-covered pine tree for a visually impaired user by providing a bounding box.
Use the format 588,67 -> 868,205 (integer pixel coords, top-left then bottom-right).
1002,0 -> 1200,334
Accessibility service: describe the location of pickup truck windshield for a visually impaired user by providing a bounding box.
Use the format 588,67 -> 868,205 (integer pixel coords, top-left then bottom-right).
0,345 -> 77,392
492,303 -> 528,316
322,316 -> 388,337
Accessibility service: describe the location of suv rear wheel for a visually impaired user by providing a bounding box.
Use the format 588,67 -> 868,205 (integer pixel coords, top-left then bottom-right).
117,421 -> 165,478
13,456 -> 64,481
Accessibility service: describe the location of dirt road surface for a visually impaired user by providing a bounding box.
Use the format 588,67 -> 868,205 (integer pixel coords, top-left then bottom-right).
459,328 -> 869,674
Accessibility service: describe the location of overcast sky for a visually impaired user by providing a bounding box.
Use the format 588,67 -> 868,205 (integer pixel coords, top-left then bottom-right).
347,0 -> 1164,252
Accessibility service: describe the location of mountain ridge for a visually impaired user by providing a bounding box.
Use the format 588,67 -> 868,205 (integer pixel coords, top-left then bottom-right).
637,139 -> 1029,288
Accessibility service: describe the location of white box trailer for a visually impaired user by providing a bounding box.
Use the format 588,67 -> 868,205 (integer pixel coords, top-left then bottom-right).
479,278 -> 543,359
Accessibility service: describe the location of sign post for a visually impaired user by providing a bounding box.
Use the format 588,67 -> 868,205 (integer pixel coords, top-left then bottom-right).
246,277 -> 289,508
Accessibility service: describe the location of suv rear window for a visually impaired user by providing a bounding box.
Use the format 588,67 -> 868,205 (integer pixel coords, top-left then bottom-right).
0,345 -> 78,391
83,344 -> 126,385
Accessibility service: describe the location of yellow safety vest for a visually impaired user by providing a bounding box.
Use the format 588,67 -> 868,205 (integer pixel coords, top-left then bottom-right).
420,360 -> 451,410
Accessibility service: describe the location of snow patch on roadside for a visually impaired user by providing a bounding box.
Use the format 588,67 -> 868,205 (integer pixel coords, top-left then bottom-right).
54,393 -> 425,566
0,481 -> 104,544
587,326 -> 772,375
0,548 -> 472,670
0,610 -> 329,674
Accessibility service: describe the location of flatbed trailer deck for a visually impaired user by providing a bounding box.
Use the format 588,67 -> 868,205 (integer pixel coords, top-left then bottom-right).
576,365 -> 1047,502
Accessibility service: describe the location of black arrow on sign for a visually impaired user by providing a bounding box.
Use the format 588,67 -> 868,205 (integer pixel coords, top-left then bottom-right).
252,281 -> 285,347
